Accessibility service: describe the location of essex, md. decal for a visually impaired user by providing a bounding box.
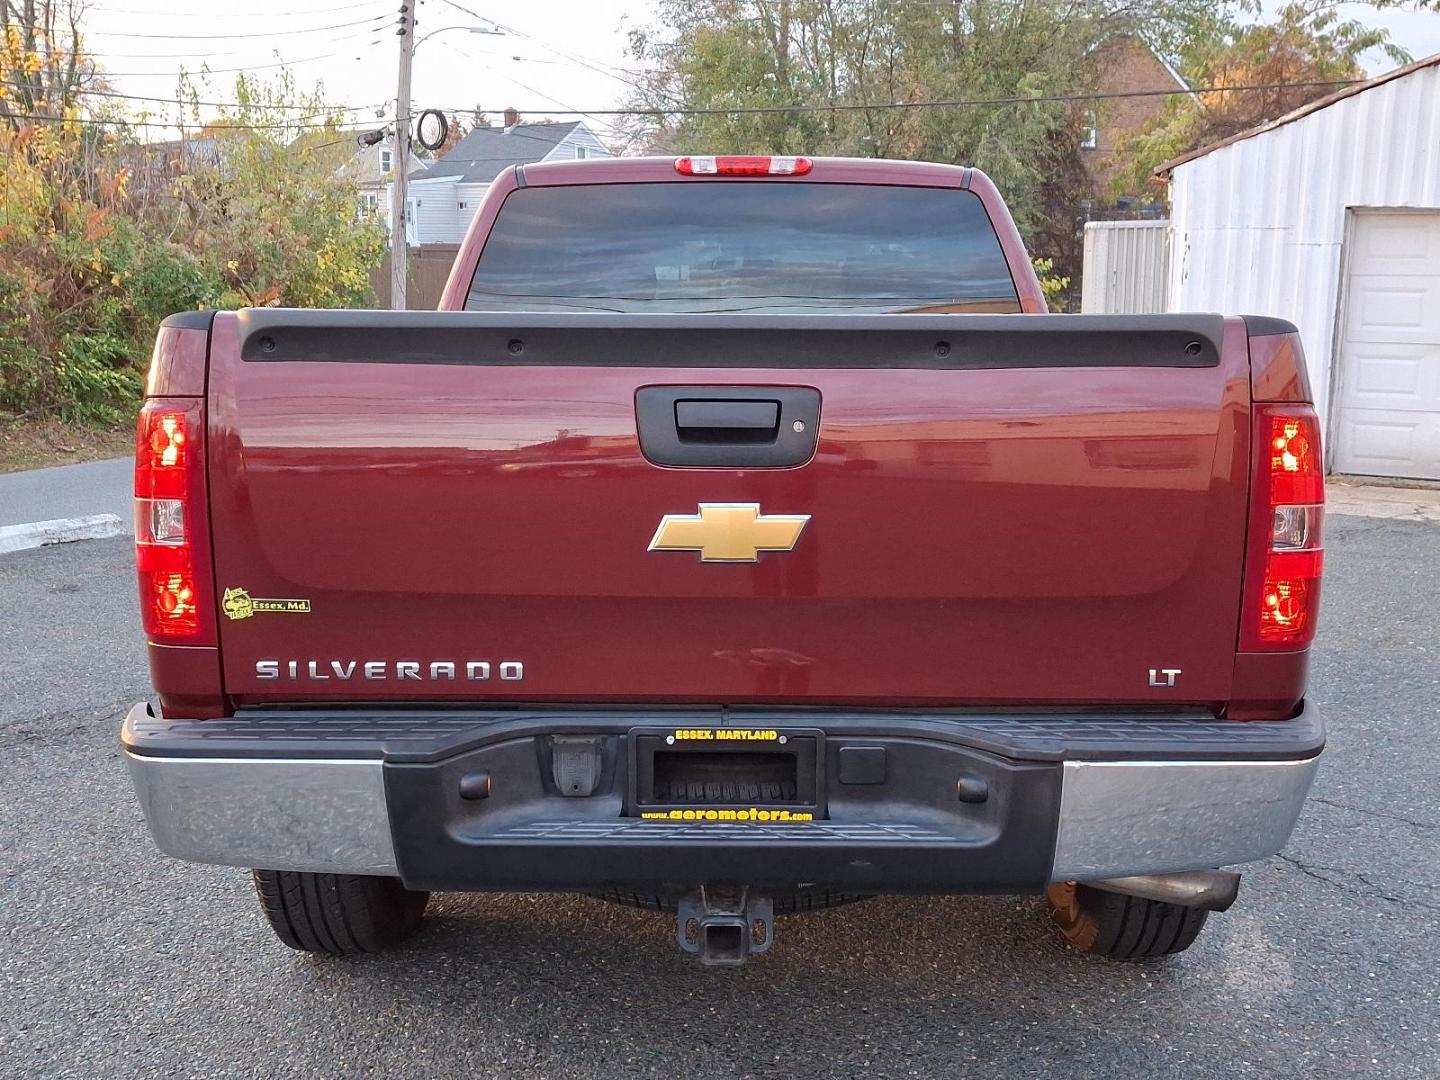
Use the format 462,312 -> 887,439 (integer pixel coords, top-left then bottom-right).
222,586 -> 312,620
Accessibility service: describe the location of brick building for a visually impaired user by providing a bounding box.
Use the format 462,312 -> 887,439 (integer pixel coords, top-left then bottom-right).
1081,35 -> 1192,199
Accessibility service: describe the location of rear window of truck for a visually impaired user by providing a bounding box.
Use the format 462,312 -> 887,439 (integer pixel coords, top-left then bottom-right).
464,182 -> 1021,315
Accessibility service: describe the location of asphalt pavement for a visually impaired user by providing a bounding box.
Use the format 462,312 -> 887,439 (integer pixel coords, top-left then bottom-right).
0,456 -> 133,531
1,515 -> 1437,1079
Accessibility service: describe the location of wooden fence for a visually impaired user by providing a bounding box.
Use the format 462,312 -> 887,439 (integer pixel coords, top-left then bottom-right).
369,245 -> 462,310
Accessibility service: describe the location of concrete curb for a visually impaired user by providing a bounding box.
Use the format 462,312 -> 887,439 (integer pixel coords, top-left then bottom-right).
0,513 -> 127,555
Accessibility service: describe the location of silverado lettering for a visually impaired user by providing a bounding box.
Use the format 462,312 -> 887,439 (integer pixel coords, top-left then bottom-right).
122,155 -> 1324,968
253,659 -> 524,681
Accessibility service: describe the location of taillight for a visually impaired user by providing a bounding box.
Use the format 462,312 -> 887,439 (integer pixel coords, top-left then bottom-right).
135,399 -> 211,641
1241,406 -> 1324,650
674,155 -> 813,176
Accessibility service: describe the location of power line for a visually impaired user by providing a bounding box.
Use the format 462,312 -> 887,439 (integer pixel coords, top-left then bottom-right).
303,131 -> 379,152
85,0 -> 378,16
400,120 -> 579,157
0,108 -> 390,131
0,79 -> 387,114
79,13 -> 388,40
432,39 -> 620,139
437,44 -> 565,66
438,78 -> 1366,118
88,51 -> 364,77
414,116 -> 601,153
435,0 -> 653,90
432,0 -> 688,117
56,26 -> 386,61
4,68 -> 1361,135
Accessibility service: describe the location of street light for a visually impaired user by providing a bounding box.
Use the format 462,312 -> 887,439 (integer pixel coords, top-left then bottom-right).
414,25 -> 504,49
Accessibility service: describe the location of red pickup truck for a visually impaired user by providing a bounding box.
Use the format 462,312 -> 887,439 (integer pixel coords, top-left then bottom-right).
123,155 -> 1324,966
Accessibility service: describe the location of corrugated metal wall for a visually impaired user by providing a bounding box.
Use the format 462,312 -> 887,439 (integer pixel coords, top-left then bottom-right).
1080,221 -> 1170,313
1167,61 -> 1440,431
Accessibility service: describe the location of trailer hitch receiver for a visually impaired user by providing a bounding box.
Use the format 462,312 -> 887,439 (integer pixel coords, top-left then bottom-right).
677,887 -> 775,966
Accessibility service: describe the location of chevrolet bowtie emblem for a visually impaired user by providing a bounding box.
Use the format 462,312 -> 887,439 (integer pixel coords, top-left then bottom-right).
648,503 -> 810,563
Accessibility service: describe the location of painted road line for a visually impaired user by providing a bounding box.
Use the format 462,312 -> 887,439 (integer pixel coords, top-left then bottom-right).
0,514 -> 127,555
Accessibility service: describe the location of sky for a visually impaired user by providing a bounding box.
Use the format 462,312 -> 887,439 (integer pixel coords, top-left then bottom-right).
78,0 -> 653,141
1305,3 -> 1440,69
73,0 -> 1440,145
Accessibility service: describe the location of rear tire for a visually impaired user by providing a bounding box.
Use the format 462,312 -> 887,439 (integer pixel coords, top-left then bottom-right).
591,887 -> 869,915
1045,881 -> 1209,960
252,870 -> 430,955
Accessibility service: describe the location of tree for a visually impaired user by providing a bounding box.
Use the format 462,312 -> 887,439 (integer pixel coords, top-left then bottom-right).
0,0 -> 93,131
433,111 -> 468,158
1,59 -> 386,419
1110,2 -> 1409,195
161,69 -> 386,309
622,1 -> 1226,302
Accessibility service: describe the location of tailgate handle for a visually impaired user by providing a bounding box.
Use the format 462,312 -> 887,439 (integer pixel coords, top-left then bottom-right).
636,386 -> 820,468
675,399 -> 780,443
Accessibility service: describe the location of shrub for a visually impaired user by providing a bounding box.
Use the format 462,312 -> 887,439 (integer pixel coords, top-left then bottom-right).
0,71 -> 384,421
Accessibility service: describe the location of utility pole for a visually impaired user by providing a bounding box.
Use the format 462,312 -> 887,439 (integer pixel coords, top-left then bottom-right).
389,2 -> 415,310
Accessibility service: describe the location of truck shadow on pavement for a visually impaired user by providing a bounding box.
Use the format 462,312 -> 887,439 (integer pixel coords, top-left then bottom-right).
286,888 -> 1220,1073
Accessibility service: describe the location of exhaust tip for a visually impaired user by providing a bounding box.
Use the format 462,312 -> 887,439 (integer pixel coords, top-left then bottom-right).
1086,870 -> 1242,912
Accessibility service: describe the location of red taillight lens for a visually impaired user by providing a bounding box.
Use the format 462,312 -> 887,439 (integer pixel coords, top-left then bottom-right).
1242,406 -> 1324,650
135,400 -> 209,641
144,567 -> 201,635
1268,414 -> 1323,504
674,155 -> 813,177
1258,551 -> 1322,642
136,409 -> 188,498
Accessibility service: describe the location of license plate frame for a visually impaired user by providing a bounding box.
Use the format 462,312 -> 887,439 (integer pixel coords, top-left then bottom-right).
628,725 -> 825,819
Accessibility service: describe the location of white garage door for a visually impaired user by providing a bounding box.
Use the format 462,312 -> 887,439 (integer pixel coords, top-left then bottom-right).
1332,210 -> 1440,480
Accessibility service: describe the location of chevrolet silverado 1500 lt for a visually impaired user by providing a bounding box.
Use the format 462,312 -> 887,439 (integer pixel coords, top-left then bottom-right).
123,155 -> 1325,966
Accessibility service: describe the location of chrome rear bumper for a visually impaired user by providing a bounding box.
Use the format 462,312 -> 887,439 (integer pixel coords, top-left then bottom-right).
1051,757 -> 1318,879
122,702 -> 1323,888
127,754 -> 397,875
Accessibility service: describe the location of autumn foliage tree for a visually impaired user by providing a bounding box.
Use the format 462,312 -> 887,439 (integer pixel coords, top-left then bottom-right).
620,0 -> 1230,303
163,70 -> 386,310
1,6 -> 384,419
0,0 -> 89,131
622,1 -> 1419,306
1110,2 -> 1409,195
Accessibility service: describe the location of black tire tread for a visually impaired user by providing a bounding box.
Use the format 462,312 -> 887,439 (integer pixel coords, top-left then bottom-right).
1047,882 -> 1209,960
252,870 -> 429,955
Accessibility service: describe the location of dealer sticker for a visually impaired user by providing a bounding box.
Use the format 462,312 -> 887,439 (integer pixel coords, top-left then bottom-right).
640,807 -> 813,822
222,587 -> 311,620
671,728 -> 779,742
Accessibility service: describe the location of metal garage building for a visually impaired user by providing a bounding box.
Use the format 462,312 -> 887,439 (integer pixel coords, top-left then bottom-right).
1159,54 -> 1440,481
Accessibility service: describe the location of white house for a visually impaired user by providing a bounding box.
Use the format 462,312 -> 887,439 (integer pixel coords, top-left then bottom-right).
385,116 -> 610,246
1159,54 -> 1440,481
341,140 -> 429,217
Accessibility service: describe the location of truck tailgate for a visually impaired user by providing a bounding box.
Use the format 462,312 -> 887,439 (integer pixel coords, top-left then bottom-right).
206,310 -> 1251,707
